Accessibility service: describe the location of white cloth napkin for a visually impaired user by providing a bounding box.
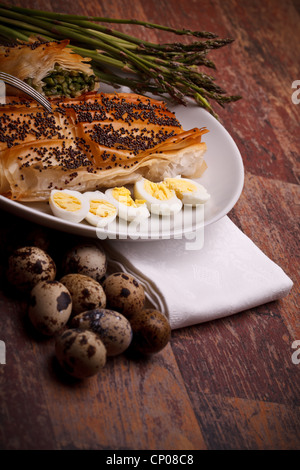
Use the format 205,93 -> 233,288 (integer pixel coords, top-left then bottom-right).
104,216 -> 293,330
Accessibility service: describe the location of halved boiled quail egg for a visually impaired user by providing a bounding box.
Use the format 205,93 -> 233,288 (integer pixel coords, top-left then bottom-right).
163,176 -> 210,205
49,189 -> 89,223
84,191 -> 118,227
105,186 -> 150,222
134,178 -> 182,216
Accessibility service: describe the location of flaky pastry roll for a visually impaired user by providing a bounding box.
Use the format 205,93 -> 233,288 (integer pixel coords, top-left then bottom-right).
0,92 -> 208,201
0,39 -> 98,98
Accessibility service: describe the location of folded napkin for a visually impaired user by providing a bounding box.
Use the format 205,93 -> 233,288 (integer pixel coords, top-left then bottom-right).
104,216 -> 293,330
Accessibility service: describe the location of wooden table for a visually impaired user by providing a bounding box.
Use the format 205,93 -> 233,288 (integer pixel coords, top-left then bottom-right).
0,0 -> 299,451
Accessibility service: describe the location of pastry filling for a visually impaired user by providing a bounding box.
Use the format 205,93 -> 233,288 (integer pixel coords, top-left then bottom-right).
25,64 -> 96,97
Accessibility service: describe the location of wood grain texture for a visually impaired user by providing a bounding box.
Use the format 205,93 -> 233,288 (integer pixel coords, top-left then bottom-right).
0,0 -> 299,451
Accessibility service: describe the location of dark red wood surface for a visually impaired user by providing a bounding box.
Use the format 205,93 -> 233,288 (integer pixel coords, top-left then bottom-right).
0,0 -> 299,450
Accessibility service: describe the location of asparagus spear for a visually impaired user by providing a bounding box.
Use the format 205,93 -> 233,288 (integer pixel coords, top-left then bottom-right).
0,3 -> 241,117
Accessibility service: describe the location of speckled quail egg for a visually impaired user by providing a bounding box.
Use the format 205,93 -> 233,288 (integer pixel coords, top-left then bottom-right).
129,308 -> 171,355
60,273 -> 106,316
28,280 -> 72,336
134,177 -> 182,216
102,272 -> 145,320
62,243 -> 107,283
7,246 -> 56,293
55,328 -> 107,379
71,308 -> 133,356
49,189 -> 90,223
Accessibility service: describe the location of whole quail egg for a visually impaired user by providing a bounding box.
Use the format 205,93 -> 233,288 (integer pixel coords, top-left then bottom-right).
7,246 -> 56,293
71,308 -> 132,356
129,308 -> 171,355
55,328 -> 107,379
62,243 -> 107,282
102,272 -> 145,319
28,280 -> 72,336
60,273 -> 106,316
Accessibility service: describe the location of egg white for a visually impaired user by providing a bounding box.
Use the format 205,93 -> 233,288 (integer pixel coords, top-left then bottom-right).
105,187 -> 150,222
163,176 -> 211,205
134,178 -> 182,216
84,191 -> 118,227
49,189 -> 90,223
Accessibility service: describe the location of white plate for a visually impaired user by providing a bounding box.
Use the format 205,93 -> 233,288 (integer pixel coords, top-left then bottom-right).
0,85 -> 244,240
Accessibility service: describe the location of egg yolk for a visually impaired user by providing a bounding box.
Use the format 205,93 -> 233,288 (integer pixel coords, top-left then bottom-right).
164,178 -> 198,197
53,192 -> 82,211
112,187 -> 145,207
89,199 -> 117,218
143,180 -> 174,200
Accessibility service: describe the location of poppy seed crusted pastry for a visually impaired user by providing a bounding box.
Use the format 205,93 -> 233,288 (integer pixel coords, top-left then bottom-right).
0,92 -> 208,201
